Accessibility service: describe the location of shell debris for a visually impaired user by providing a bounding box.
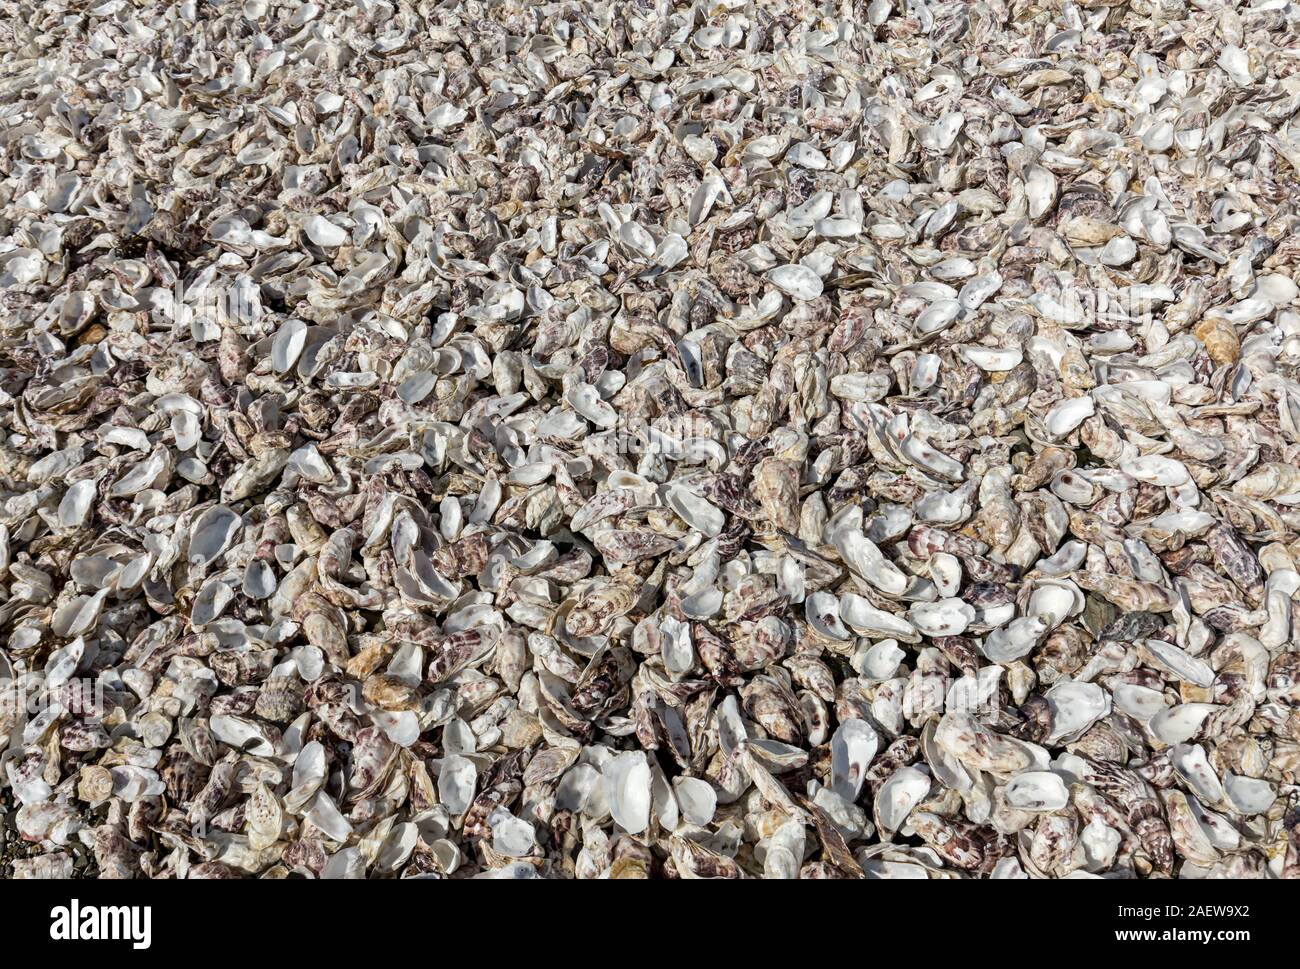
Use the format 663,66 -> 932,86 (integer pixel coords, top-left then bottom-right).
1,0 -> 1299,880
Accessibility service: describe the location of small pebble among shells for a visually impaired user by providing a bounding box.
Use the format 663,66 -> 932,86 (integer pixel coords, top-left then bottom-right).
2,0 -> 1300,881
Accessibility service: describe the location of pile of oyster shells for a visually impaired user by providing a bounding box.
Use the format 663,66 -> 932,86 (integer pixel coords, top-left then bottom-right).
3,0 -> 1300,880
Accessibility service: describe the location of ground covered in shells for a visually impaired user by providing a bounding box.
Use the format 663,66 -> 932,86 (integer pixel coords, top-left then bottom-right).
2,0 -> 1300,879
